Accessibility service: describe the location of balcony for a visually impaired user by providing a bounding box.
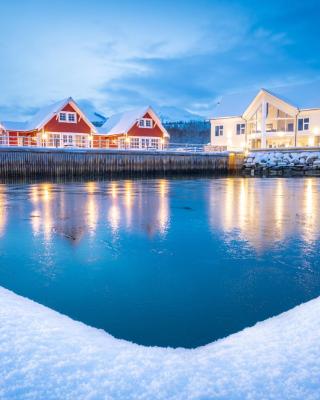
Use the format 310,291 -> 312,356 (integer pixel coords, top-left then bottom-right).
249,130 -> 295,140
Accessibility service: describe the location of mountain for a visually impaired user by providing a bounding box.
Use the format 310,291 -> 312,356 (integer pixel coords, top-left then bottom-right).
155,106 -> 205,123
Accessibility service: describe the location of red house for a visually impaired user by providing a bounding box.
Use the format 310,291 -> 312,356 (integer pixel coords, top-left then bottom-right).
93,106 -> 169,150
1,97 -> 96,148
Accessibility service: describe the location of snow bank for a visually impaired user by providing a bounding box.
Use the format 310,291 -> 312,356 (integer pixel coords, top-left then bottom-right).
0,287 -> 319,400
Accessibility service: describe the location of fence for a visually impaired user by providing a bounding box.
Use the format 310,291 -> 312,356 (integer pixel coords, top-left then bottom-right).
0,135 -> 217,153
0,146 -> 244,178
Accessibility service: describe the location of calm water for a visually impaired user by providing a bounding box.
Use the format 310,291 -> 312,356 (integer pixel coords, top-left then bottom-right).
0,177 -> 320,348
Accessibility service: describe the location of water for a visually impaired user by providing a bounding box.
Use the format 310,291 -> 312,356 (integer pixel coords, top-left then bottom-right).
0,177 -> 320,348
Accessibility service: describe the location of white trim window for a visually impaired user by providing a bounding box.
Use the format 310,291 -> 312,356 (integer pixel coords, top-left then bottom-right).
129,137 -> 160,149
236,123 -> 245,135
130,138 -> 140,148
298,117 -> 309,131
138,118 -> 153,128
215,125 -> 224,136
59,111 -> 77,123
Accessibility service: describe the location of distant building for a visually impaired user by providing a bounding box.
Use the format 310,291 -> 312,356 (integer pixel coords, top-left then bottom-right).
95,106 -> 169,150
0,100 -> 169,150
0,97 -> 96,148
210,86 -> 320,150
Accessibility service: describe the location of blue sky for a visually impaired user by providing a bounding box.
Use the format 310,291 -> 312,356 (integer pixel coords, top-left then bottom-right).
0,0 -> 319,119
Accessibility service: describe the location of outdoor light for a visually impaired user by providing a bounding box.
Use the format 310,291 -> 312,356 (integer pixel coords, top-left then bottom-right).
125,137 -> 130,143
42,132 -> 47,140
313,127 -> 319,135
308,136 -> 315,146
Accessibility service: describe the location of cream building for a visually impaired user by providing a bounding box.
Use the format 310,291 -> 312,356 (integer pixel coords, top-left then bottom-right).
210,87 -> 320,151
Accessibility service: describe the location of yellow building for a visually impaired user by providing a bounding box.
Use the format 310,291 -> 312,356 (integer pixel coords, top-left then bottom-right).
210,87 -> 320,151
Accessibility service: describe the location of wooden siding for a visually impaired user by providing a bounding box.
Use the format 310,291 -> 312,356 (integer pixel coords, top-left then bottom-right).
128,112 -> 164,138
44,103 -> 92,134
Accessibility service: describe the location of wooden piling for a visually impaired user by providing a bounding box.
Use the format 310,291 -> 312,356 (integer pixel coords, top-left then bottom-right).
0,147 -> 244,178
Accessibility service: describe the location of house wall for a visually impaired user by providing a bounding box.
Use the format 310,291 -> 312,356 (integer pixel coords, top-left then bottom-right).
211,102 -> 320,150
92,135 -> 122,149
44,104 -> 92,134
296,109 -> 320,147
210,117 -> 246,150
128,112 -> 164,138
7,130 -> 38,146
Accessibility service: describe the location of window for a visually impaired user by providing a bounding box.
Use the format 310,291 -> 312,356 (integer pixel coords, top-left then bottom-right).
59,112 -> 67,122
298,118 -> 309,131
141,138 -> 148,148
130,138 -> 140,148
68,113 -> 76,122
150,138 -> 160,148
75,135 -> 87,148
63,134 -> 73,145
138,118 -> 153,128
236,123 -> 245,135
59,111 -> 77,123
287,123 -> 294,132
215,125 -> 223,136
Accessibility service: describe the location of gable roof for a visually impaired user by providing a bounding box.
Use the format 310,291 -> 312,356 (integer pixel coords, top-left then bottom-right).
1,97 -> 97,132
98,106 -> 169,137
212,81 -> 320,119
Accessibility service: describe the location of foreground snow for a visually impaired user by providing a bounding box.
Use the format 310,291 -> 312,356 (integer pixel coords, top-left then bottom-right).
0,288 -> 319,400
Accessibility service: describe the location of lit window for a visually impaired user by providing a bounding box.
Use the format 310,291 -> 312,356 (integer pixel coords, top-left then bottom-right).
130,138 -> 140,148
236,123 -> 245,135
298,118 -> 309,131
150,138 -> 159,148
215,125 -> 223,136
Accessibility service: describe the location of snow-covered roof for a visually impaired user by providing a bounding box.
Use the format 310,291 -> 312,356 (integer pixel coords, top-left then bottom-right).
212,81 -> 320,119
98,106 -> 169,137
1,97 -> 96,132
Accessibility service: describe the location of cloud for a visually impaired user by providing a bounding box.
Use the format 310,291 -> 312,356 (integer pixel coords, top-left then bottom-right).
0,0 -> 320,119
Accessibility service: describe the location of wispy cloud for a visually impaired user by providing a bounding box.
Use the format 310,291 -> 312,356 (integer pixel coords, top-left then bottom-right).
0,0 -> 319,119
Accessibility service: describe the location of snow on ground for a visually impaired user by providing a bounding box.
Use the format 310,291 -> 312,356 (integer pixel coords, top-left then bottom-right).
0,287 -> 320,400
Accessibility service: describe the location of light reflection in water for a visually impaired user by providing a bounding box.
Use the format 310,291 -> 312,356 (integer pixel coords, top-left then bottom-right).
86,182 -> 99,235
22,179 -> 171,242
157,179 -> 169,236
209,178 -> 320,251
3,178 -> 319,250
29,183 -> 54,240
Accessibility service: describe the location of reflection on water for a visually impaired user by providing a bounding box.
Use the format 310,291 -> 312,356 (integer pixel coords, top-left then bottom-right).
0,177 -> 320,348
208,177 -> 320,250
18,180 -> 171,242
1,178 -> 318,249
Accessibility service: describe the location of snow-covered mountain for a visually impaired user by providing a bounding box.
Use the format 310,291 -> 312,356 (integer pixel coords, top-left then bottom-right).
155,106 -> 205,123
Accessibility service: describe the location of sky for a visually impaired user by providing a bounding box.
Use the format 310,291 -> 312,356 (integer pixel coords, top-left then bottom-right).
0,0 -> 320,120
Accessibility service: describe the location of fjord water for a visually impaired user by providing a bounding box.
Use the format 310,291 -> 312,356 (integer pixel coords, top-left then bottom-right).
0,177 -> 320,348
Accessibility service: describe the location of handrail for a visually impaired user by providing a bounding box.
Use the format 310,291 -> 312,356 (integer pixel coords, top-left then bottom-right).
0,135 -> 220,153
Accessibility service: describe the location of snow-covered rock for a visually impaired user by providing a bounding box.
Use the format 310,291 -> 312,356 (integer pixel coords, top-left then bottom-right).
0,287 -> 320,400
244,150 -> 320,170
